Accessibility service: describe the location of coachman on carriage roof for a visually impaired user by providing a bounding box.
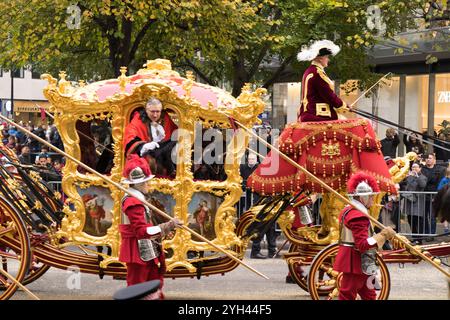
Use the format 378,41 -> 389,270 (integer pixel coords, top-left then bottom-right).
297,40 -> 351,122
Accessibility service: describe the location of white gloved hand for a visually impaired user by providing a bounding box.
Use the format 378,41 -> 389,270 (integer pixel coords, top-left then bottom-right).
140,141 -> 160,156
147,226 -> 162,236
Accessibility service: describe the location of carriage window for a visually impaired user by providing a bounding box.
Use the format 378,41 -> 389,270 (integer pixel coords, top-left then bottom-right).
78,185 -> 114,237
124,106 -> 178,179
192,123 -> 227,181
76,119 -> 114,175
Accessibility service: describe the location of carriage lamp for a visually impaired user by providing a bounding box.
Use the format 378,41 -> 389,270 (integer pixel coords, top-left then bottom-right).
299,206 -> 314,226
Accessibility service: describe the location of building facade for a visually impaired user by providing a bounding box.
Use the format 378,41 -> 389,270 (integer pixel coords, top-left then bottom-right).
0,67 -> 50,124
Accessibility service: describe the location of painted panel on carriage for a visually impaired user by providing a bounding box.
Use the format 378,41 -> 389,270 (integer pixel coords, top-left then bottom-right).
188,192 -> 223,241
77,186 -> 114,237
145,191 -> 176,218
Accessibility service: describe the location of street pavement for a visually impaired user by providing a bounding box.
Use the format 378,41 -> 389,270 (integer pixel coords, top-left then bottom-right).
10,245 -> 449,300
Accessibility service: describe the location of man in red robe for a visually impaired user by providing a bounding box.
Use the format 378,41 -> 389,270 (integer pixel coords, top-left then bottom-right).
119,154 -> 182,299
297,40 -> 350,122
124,97 -> 178,176
333,172 -> 395,300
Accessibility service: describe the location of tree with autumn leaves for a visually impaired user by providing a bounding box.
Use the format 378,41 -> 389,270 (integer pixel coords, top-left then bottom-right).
0,0 -> 427,96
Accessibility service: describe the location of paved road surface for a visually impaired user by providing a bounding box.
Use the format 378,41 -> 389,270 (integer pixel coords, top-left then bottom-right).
10,249 -> 449,300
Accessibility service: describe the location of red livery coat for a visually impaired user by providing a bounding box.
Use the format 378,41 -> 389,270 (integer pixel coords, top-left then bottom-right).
119,197 -> 166,273
333,206 -> 377,275
123,111 -> 177,157
299,62 -> 346,122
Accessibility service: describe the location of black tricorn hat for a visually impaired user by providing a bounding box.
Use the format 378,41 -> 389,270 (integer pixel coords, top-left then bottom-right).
318,48 -> 333,57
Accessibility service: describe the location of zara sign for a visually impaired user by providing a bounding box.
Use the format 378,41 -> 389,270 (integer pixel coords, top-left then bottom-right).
437,91 -> 450,103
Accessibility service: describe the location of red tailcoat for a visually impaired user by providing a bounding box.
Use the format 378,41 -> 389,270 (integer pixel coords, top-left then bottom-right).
119,197 -> 166,274
299,62 -> 346,122
123,111 -> 177,157
333,205 -> 377,274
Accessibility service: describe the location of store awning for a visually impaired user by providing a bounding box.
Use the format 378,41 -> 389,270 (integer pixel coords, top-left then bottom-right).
13,100 -> 50,113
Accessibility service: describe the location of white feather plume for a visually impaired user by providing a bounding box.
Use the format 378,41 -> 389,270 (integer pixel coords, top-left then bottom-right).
297,40 -> 341,61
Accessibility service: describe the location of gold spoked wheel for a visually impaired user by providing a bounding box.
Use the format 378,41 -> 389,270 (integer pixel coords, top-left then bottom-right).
0,196 -> 32,300
307,243 -> 391,300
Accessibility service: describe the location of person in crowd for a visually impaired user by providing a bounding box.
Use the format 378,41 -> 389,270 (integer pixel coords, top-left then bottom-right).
124,97 -> 178,177
6,135 -> 16,150
421,153 -> 446,236
381,128 -> 400,158
436,166 -> 450,233
333,172 -> 396,300
402,162 -> 428,243
18,145 -> 32,165
438,166 -> 450,190
49,124 -> 64,150
296,39 -> 351,122
7,126 -> 17,137
435,132 -> 450,163
27,126 -> 41,152
239,152 -> 277,259
119,155 -> 182,299
403,133 -> 424,156
239,152 -> 260,211
53,159 -> 64,175
36,153 -> 61,181
240,153 -> 259,192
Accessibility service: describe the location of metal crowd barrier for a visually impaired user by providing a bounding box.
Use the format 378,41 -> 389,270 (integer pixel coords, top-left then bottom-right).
378,191 -> 442,239
237,190 -> 445,239
47,180 -> 63,193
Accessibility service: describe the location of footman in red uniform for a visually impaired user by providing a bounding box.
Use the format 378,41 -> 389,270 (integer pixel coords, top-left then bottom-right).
333,172 -> 395,300
119,154 -> 182,299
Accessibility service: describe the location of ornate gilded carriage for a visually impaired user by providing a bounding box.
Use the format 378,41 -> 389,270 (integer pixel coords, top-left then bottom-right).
41,59 -> 266,272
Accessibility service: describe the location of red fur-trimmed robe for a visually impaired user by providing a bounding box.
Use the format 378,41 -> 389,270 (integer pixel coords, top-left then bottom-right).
123,111 -> 177,157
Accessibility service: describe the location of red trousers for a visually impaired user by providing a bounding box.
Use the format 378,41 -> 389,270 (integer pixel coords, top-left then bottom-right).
339,273 -> 376,300
126,263 -> 165,299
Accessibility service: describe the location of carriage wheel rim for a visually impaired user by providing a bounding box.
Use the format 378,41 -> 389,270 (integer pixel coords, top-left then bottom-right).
307,243 -> 391,300
0,196 -> 32,300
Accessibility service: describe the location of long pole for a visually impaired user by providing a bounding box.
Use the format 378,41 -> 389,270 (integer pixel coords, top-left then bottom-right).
0,114 -> 269,280
0,268 -> 40,300
224,115 -> 450,278
349,72 -> 392,108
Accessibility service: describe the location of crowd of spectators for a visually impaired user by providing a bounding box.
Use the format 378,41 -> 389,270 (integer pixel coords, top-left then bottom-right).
1,122 -> 64,182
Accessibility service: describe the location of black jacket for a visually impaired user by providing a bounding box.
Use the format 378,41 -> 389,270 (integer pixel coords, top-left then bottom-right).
240,163 -> 258,190
421,165 -> 446,192
403,135 -> 424,155
381,134 -> 400,158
